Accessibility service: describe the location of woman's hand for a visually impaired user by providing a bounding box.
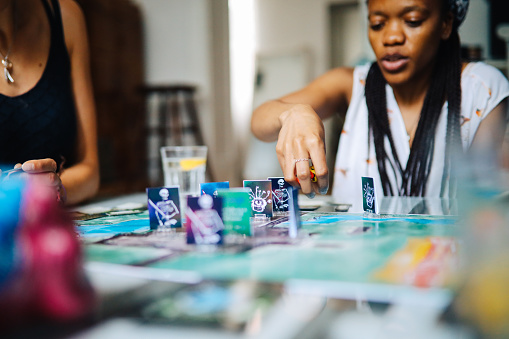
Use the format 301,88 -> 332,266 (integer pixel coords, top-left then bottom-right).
15,158 -> 66,204
276,104 -> 329,197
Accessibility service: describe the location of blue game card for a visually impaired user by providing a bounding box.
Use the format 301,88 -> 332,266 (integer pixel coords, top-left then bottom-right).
186,195 -> 224,245
200,181 -> 229,197
361,176 -> 378,214
268,177 -> 291,215
147,187 -> 181,230
243,180 -> 273,218
288,187 -> 301,238
216,188 -> 252,236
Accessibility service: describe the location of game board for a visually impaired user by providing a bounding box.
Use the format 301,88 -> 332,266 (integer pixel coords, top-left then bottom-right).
79,211 -> 460,289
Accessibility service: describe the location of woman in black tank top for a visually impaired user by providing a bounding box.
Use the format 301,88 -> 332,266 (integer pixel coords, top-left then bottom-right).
0,0 -> 99,205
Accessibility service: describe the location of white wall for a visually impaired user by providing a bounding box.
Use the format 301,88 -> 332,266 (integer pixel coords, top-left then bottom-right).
460,0 -> 490,59
131,0 -> 220,180
132,0 -> 211,86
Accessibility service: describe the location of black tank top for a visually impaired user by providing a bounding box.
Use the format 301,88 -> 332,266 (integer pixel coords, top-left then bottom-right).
0,0 -> 77,169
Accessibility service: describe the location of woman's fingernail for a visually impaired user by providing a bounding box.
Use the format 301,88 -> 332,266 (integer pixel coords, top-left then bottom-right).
319,186 -> 329,195
22,163 -> 34,171
306,192 -> 316,199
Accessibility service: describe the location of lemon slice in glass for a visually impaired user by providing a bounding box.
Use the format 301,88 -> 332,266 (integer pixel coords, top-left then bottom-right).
180,158 -> 206,171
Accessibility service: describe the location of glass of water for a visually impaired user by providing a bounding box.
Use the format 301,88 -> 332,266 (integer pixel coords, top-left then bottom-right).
160,146 -> 207,196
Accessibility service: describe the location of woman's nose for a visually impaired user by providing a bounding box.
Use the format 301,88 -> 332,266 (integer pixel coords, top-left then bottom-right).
383,21 -> 405,46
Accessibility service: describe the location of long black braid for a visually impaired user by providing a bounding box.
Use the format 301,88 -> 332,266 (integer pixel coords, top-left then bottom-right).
365,31 -> 463,197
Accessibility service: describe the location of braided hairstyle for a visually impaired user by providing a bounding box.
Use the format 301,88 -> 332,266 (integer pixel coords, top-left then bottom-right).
365,5 -> 463,197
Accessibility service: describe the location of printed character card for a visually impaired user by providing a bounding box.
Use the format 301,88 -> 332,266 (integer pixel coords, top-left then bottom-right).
243,180 -> 273,218
362,176 -> 378,215
186,195 -> 224,245
216,188 -> 252,236
268,177 -> 291,215
147,186 -> 181,230
200,181 -> 229,198
288,187 -> 301,238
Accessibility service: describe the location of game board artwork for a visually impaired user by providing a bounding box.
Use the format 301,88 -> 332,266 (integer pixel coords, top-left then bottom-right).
373,237 -> 459,288
186,195 -> 224,245
147,187 -> 181,229
268,177 -> 291,214
243,180 -> 273,218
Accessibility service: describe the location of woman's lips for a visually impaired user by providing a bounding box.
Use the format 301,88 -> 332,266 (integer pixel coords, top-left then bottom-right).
381,55 -> 409,72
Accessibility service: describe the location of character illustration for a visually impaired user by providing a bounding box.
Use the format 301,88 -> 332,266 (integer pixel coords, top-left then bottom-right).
248,186 -> 271,213
363,182 -> 375,209
149,188 -> 179,227
273,179 -> 289,211
186,195 -> 224,244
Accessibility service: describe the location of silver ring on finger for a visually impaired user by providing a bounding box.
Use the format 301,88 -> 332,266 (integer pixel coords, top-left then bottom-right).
294,158 -> 310,164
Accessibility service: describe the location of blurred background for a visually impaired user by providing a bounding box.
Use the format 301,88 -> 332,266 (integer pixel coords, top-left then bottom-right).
77,0 -> 509,199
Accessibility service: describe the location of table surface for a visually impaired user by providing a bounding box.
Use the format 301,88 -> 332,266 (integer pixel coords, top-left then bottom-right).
67,193 -> 469,339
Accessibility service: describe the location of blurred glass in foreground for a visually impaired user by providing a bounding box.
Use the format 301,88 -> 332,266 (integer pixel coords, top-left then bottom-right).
453,147 -> 509,338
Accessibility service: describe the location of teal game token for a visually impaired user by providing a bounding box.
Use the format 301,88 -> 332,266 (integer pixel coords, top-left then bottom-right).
216,188 -> 252,236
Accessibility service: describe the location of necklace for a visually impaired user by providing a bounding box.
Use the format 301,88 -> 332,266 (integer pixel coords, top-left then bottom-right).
0,1 -> 17,84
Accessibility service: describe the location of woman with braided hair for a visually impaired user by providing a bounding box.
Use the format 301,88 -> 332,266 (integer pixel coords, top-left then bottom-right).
251,0 -> 509,211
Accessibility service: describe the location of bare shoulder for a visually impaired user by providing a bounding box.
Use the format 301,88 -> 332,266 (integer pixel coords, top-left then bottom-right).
58,0 -> 87,55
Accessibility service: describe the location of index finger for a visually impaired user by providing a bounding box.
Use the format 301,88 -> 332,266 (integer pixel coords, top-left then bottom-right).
22,159 -> 57,173
309,145 -> 329,195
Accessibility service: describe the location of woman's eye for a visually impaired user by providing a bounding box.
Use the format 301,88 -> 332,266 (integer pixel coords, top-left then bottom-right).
370,23 -> 384,31
406,20 -> 423,27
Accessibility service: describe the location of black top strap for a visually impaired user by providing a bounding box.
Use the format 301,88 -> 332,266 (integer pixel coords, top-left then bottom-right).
40,0 -> 65,40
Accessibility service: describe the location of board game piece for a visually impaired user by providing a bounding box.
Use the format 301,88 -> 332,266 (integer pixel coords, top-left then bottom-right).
200,181 -> 229,197
147,187 -> 181,230
216,188 -> 252,236
268,177 -> 291,215
362,177 -> 378,215
186,195 -> 224,245
288,187 -> 301,238
243,180 -> 273,218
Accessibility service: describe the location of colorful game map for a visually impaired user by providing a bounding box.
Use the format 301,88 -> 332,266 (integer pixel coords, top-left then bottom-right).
78,211 -> 460,289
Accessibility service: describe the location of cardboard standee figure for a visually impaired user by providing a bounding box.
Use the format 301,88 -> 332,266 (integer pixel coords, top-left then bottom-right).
361,177 -> 378,215
243,180 -> 273,218
269,177 -> 291,213
200,181 -> 230,198
288,187 -> 301,238
147,187 -> 181,229
186,194 -> 224,245
216,188 -> 252,236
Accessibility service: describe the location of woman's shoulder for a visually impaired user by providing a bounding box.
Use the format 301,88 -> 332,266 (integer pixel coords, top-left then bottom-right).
462,62 -> 509,86
462,62 -> 509,101
58,0 -> 87,54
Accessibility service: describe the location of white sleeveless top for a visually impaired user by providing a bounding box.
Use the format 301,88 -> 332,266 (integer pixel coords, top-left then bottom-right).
332,62 -> 509,212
